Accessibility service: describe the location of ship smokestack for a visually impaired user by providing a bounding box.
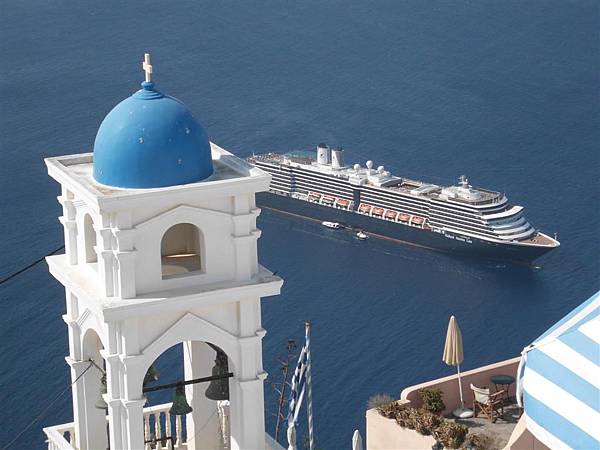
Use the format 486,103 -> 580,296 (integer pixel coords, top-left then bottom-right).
331,147 -> 345,168
317,143 -> 330,165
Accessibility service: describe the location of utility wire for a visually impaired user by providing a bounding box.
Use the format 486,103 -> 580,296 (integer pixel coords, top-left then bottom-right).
1,360 -> 94,450
0,245 -> 64,285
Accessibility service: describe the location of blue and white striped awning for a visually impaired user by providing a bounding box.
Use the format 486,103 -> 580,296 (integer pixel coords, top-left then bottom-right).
517,291 -> 600,450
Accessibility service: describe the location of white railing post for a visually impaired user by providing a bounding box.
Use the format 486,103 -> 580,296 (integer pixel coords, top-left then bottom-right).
144,412 -> 152,450
165,413 -> 173,450
155,412 -> 162,444
175,415 -> 183,449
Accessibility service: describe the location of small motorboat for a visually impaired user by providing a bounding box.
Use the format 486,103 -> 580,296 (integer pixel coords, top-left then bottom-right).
322,221 -> 341,229
355,230 -> 368,241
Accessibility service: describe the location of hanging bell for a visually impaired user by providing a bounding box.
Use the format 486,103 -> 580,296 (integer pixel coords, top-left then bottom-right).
205,347 -> 230,401
143,364 -> 160,386
95,373 -> 108,409
169,385 -> 193,416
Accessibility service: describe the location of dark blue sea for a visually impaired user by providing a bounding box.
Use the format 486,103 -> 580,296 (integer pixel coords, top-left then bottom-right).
1,1 -> 598,449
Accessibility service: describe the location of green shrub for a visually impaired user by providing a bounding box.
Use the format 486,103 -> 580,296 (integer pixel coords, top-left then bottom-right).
418,388 -> 446,414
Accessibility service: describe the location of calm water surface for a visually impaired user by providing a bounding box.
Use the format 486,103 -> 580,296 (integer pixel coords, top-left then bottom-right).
1,1 -> 598,449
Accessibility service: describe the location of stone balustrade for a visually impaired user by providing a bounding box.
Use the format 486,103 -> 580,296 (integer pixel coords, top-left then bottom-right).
43,402 -> 285,450
143,402 -> 185,450
43,422 -> 76,450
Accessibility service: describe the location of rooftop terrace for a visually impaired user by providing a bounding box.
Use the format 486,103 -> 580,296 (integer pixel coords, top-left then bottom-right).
365,357 -> 545,450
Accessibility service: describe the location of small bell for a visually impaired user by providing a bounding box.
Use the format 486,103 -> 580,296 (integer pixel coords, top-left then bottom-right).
205,347 -> 230,401
169,385 -> 193,416
95,374 -> 108,409
143,364 -> 160,386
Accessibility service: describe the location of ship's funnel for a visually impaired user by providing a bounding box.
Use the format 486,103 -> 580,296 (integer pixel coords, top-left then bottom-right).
317,143 -> 330,165
331,147 -> 345,168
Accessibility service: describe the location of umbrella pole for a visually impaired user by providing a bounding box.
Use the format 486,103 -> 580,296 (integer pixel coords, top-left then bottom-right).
457,364 -> 464,408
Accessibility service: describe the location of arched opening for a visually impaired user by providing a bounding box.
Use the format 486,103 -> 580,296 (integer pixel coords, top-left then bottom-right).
83,214 -> 97,264
142,341 -> 231,449
161,223 -> 203,279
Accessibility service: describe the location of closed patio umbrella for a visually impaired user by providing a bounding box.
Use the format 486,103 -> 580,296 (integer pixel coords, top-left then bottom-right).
443,315 -> 473,418
352,430 -> 363,450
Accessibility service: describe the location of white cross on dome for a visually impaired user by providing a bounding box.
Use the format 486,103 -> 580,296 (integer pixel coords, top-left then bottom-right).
142,53 -> 153,82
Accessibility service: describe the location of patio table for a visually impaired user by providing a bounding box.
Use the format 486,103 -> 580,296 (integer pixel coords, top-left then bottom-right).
490,374 -> 515,404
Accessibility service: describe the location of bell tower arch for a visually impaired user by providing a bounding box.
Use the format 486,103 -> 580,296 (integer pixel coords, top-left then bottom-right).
45,55 -> 282,450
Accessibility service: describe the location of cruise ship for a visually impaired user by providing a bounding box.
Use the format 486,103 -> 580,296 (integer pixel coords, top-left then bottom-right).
248,144 -> 559,262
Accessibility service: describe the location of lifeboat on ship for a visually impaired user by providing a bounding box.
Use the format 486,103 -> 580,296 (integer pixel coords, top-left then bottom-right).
321,195 -> 335,205
385,210 -> 398,220
399,213 -> 410,222
411,216 -> 424,226
336,198 -> 350,209
308,192 -> 322,203
359,204 -> 372,214
372,207 -> 384,217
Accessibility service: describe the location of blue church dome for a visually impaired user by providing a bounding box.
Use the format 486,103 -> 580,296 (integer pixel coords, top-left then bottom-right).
93,63 -> 213,189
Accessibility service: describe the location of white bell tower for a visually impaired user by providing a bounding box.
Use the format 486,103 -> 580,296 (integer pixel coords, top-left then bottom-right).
44,55 -> 283,450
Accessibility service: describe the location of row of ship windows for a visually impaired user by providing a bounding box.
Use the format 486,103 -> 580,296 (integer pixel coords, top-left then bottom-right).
267,167 -> 517,226
273,167 -> 349,190
361,186 -> 431,207
291,173 -> 354,193
429,214 -> 496,234
360,194 -> 430,213
428,201 -> 492,219
430,202 -> 516,223
428,208 -> 487,225
359,194 -> 429,214
360,188 -> 430,205
430,198 -> 507,216
431,216 -> 532,238
262,162 -> 510,216
430,209 -> 526,231
271,167 -> 490,217
487,214 -> 525,226
268,185 -> 527,239
428,218 -> 498,238
293,181 -> 354,196
488,217 -> 526,231
292,181 -> 354,199
290,166 -> 353,186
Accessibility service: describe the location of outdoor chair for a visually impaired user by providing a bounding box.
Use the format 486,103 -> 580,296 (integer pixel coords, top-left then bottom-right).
470,383 -> 505,423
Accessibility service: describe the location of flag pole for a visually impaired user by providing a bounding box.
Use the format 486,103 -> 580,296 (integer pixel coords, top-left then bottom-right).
305,321 -> 315,450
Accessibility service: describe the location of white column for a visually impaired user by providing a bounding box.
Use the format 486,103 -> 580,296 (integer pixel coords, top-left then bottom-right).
183,341 -> 221,450
58,187 -> 78,265
121,353 -> 147,450
73,357 -> 108,450
228,300 -> 267,450
103,350 -> 124,450
229,375 -> 267,450
65,358 -> 90,450
122,398 -> 147,450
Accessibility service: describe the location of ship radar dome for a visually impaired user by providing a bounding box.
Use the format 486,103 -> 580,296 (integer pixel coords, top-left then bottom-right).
93,54 -> 213,189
